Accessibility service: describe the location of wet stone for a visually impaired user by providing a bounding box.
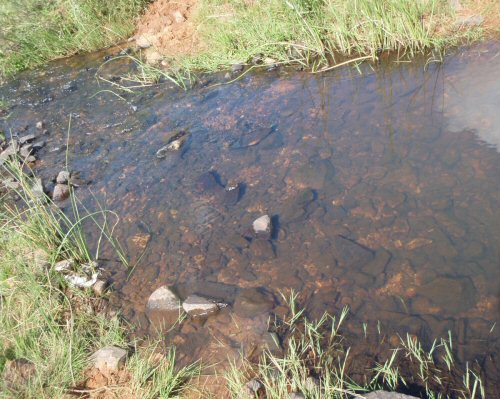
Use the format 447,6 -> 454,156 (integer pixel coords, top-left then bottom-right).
91,346 -> 127,372
261,332 -> 282,355
230,124 -> 276,149
156,131 -> 188,157
289,158 -> 335,190
195,171 -> 222,194
147,286 -> 181,311
19,144 -> 32,158
52,184 -> 70,201
362,248 -> 392,276
234,289 -> 274,318
182,295 -> 219,317
332,235 -> 374,268
223,183 -> 241,206
419,277 -> 476,314
19,134 -> 35,145
56,170 -> 70,184
250,238 -> 275,260
365,392 -> 418,399
280,188 -> 315,224
253,214 -> 271,236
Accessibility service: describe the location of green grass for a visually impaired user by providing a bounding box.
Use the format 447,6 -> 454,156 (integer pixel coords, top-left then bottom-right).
225,291 -> 487,399
0,157 -> 199,397
176,0 -> 484,72
0,0 -> 148,76
0,0 -> 489,79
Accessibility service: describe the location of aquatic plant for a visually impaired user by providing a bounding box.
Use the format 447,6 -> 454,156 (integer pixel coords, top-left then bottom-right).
225,291 -> 487,399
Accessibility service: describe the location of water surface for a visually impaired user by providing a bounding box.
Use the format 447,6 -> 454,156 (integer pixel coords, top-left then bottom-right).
1,43 -> 500,395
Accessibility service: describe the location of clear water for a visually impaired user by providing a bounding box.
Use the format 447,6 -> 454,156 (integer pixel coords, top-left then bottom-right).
1,42 -> 500,395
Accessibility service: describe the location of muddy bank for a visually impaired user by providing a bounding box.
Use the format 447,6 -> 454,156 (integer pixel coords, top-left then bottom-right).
1,41 -> 500,396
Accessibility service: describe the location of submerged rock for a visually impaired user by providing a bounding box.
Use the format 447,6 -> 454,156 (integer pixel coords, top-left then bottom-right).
147,286 -> 181,311
418,277 -> 476,313
156,130 -> 188,157
250,238 -> 275,260
223,183 -> 241,206
280,188 -> 315,224
182,294 -> 221,317
234,288 -> 274,318
287,158 -> 335,190
261,332 -> 282,355
332,235 -> 374,268
91,346 -> 127,372
195,171 -> 223,194
230,124 -> 276,149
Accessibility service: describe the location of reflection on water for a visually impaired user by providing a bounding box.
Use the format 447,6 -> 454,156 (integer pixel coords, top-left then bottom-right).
1,43 -> 500,395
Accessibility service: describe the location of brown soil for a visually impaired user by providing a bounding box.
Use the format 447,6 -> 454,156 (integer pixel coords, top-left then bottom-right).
134,0 -> 203,64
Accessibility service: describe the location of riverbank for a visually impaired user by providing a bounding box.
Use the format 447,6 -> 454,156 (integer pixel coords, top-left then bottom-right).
0,159 -> 201,397
1,0 -> 498,78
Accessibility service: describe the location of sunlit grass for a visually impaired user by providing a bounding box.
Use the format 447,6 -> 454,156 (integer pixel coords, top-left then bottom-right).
0,0 -> 148,76
178,0 -> 484,72
226,291 -> 487,399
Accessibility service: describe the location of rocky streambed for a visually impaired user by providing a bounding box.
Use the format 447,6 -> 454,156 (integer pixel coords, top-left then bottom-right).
1,42 -> 500,396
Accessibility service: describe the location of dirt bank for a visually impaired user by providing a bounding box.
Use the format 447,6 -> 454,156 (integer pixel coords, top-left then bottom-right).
134,0 -> 203,64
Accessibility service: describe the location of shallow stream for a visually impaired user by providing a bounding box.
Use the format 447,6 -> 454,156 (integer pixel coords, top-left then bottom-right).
1,42 -> 500,395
